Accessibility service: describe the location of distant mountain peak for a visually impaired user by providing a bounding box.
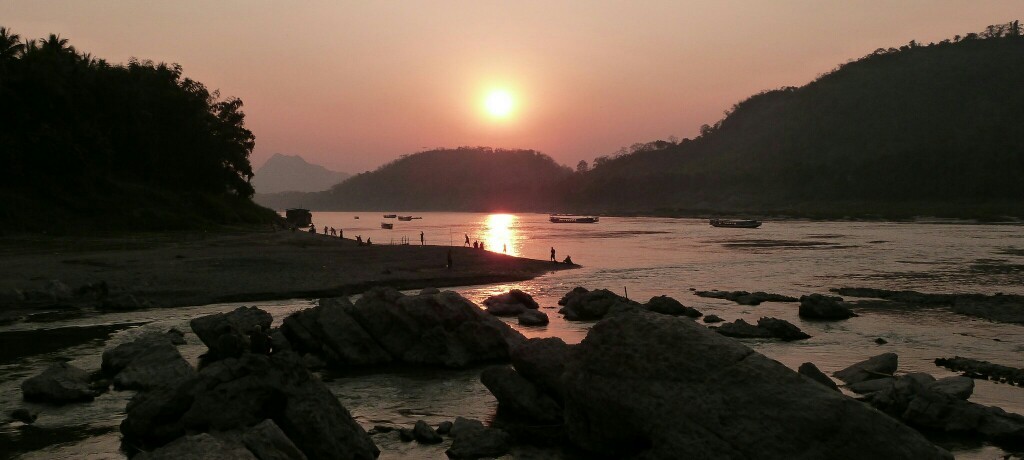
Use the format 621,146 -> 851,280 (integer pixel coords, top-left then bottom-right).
252,153 -> 350,194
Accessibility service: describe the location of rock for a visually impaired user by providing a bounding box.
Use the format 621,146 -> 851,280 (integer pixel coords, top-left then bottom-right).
799,294 -> 857,320
561,311 -> 952,459
833,287 -> 1024,324
300,354 -> 326,370
702,314 -> 724,323
436,421 -> 453,435
517,309 -> 549,326
935,356 -> 1024,386
10,408 -> 38,424
875,337 -> 888,345
413,420 -> 443,444
22,362 -> 95,404
135,433 -> 256,460
166,328 -> 186,345
558,288 -> 640,321
483,289 -> 540,317
848,377 -> 896,394
714,319 -> 774,339
557,287 -> 589,306
798,363 -> 839,392
927,376 -> 974,400
510,337 -> 572,400
398,428 -> 414,442
756,317 -> 811,341
694,290 -> 797,305
269,329 -> 292,353
281,297 -> 392,367
368,425 -> 394,435
102,333 -> 196,391
190,307 -> 273,360
445,427 -> 511,459
419,287 -> 440,295
121,352 -> 379,460
834,353 -> 898,384
645,295 -> 702,317
448,417 -> 485,438
242,419 -> 309,460
481,366 -> 562,423
100,293 -> 149,311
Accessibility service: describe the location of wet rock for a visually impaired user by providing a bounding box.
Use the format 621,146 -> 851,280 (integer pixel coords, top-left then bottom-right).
368,425 -> 394,435
757,317 -> 811,341
483,289 -> 539,317
135,433 -> 256,460
694,290 -> 797,306
121,353 -> 379,460
561,311 -> 951,459
445,426 -> 511,459
558,288 -> 640,321
10,408 -> 39,424
165,328 -> 186,345
833,288 -> 1024,324
557,287 -> 589,306
481,366 -> 562,424
875,337 -> 888,345
714,319 -> 773,339
799,294 -> 857,320
517,309 -> 549,326
834,353 -> 898,384
398,428 -> 414,442
191,307 -> 273,360
935,356 -> 1024,386
702,314 -> 724,324
22,362 -> 95,404
449,417 -> 485,438
848,377 -> 896,395
645,295 -> 702,317
419,287 -> 440,295
101,334 -> 196,391
798,362 -> 839,392
927,376 -> 974,400
282,297 -> 391,367
436,421 -> 453,435
242,419 -> 309,460
714,317 -> 810,341
510,337 -> 572,400
413,420 -> 443,444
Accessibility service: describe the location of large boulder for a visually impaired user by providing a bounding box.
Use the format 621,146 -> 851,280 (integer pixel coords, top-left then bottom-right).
121,352 -> 379,460
483,289 -> 539,316
561,311 -> 952,459
756,317 -> 811,341
714,319 -> 774,339
445,426 -> 511,459
798,362 -> 839,392
644,295 -> 702,317
833,353 -> 898,384
242,419 -> 308,460
190,307 -> 273,360
22,362 -> 95,404
798,294 -> 857,320
413,420 -> 442,444
517,309 -> 549,326
694,290 -> 797,306
480,366 -> 562,424
102,334 -> 196,391
281,297 -> 392,367
509,337 -> 572,400
134,433 -> 256,460
714,317 -> 810,341
927,376 -> 974,400
557,287 -> 589,306
559,288 -> 640,321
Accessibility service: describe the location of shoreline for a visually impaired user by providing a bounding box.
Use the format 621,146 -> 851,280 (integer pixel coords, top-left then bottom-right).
0,229 -> 576,323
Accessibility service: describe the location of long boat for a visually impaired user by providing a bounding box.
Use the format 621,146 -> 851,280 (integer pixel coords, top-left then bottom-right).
709,219 -> 761,228
550,215 -> 599,224
383,214 -> 397,218
397,216 -> 413,221
381,222 -> 394,229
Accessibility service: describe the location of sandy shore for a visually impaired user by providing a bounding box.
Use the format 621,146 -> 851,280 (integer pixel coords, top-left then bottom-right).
0,228 -> 575,320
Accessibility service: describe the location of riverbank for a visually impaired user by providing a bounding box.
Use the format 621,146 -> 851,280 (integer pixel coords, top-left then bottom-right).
0,228 -> 575,324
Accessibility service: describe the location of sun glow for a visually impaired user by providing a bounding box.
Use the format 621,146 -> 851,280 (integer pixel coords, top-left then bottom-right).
483,89 -> 515,118
483,213 -> 518,256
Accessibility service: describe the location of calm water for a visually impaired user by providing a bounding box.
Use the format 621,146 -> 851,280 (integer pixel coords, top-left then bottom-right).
2,212 -> 1023,459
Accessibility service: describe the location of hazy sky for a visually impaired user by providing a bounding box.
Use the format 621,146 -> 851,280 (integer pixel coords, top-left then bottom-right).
3,1 -> 1020,173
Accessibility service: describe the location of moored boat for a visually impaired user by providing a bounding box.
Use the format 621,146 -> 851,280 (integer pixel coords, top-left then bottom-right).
550,215 -> 599,224
381,222 -> 394,229
397,216 -> 413,221
709,219 -> 762,228
383,214 -> 397,218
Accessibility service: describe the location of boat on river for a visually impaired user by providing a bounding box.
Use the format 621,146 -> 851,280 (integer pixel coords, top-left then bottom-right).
397,216 -> 413,221
709,219 -> 762,228
381,222 -> 394,229
383,214 -> 396,218
550,215 -> 599,224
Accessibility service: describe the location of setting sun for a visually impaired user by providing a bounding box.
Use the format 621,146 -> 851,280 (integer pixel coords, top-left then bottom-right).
484,89 -> 514,118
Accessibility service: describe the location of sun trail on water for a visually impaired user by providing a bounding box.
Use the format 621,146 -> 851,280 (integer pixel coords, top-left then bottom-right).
483,89 -> 515,119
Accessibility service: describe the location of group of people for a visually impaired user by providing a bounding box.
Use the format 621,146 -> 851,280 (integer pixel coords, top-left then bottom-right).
550,246 -> 573,265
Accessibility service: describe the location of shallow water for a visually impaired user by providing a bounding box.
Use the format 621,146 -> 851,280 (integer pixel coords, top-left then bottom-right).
2,213 -> 1023,459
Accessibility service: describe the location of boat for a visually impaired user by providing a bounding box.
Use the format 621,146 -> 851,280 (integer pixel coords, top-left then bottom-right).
381,223 -> 394,229
397,216 -> 413,221
283,208 -> 312,227
383,214 -> 396,218
354,216 -> 359,219
411,217 -> 422,220
549,215 -> 599,224
709,219 -> 762,229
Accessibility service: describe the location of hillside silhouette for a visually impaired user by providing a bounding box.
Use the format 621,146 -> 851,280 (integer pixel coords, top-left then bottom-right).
0,27 -> 275,231
564,21 -> 1024,218
256,147 -> 572,212
252,153 -> 350,194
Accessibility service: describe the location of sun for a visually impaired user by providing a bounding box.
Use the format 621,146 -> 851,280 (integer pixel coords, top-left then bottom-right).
484,89 -> 514,118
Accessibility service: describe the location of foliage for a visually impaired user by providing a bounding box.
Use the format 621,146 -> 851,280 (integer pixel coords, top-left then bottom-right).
0,27 -> 271,231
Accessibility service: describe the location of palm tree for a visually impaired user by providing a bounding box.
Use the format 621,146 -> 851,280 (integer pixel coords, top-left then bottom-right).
0,26 -> 24,60
39,33 -> 75,56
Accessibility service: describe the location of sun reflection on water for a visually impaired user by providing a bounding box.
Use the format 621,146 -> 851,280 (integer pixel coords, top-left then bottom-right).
483,213 -> 518,256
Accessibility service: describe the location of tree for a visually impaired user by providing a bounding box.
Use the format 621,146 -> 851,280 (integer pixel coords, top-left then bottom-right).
0,27 -> 22,61
576,160 -> 589,173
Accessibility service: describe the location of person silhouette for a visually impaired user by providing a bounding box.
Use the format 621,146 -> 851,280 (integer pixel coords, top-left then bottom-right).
420,231 -> 424,246
550,247 -> 556,262
503,243 -> 506,253
473,241 -> 478,249
464,234 -> 470,247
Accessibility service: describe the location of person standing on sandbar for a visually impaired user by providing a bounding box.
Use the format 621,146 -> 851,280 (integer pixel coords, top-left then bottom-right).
420,231 -> 424,246
550,247 -> 556,262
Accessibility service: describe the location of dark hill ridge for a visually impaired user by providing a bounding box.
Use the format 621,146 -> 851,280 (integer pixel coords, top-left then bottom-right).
252,153 -> 350,194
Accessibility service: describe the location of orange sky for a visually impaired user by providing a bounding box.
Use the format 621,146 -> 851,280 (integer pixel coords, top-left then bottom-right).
3,1 -> 1020,173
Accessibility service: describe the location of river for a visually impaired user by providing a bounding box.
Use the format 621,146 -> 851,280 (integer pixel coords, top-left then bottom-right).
2,212 -> 1023,459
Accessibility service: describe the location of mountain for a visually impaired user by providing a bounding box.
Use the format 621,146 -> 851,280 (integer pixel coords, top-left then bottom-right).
562,22 -> 1024,218
252,153 -> 351,194
255,147 -> 571,211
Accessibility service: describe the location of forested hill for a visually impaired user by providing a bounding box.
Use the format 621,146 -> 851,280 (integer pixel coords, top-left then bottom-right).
255,148 -> 572,212
0,27 -> 276,231
564,21 -> 1024,218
